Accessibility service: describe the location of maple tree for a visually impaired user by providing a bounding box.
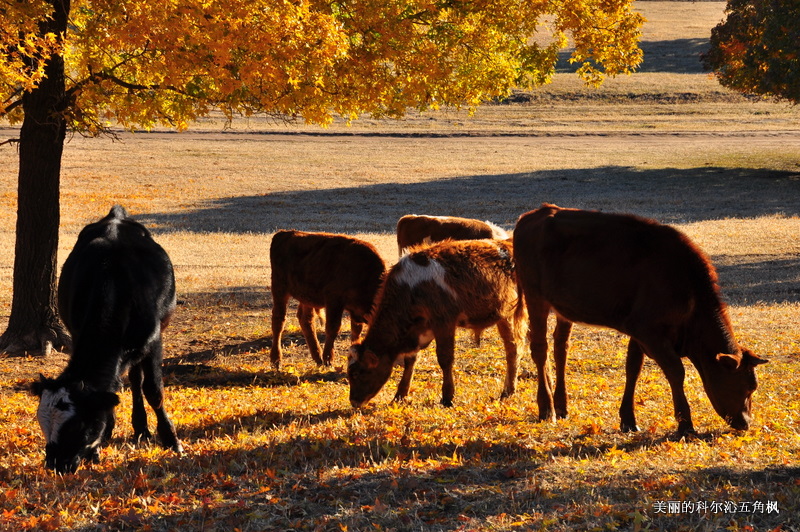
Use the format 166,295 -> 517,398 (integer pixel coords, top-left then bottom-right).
703,0 -> 800,102
0,0 -> 643,355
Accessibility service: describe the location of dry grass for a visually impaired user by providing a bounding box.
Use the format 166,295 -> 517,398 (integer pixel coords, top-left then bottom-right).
0,2 -> 799,530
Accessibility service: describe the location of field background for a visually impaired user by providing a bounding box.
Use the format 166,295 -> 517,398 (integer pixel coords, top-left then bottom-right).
1,2 -> 799,531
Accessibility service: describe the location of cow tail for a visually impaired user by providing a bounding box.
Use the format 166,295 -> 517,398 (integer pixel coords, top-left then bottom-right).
513,272 -> 529,346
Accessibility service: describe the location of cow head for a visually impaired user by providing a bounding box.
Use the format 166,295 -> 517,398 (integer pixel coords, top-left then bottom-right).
31,376 -> 119,474
702,347 -> 767,430
347,344 -> 396,408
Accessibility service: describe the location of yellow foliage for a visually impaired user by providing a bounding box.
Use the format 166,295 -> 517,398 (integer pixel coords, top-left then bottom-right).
1,0 -> 643,132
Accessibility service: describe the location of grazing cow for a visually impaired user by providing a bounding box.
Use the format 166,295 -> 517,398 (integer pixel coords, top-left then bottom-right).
513,203 -> 767,435
347,239 -> 525,408
269,230 -> 386,369
32,206 -> 182,474
396,214 -> 510,347
396,214 -> 509,257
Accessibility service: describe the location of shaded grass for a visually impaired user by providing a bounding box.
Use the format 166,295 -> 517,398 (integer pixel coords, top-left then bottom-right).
1,319 -> 798,530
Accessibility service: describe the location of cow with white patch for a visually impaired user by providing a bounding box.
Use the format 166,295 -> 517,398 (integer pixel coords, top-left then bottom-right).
270,230 -> 386,369
347,239 -> 525,407
32,206 -> 182,474
396,214 -> 509,348
396,214 -> 509,257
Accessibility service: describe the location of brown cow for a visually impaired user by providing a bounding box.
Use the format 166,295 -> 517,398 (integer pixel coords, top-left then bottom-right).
397,214 -> 510,347
513,204 -> 767,435
269,230 -> 386,369
396,214 -> 509,257
347,239 -> 526,407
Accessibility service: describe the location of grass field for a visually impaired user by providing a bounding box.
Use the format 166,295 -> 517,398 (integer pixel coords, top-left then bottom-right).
0,2 -> 799,531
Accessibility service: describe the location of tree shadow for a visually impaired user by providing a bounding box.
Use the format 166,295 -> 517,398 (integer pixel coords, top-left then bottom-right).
558,38 -> 712,74
162,359 -> 346,389
140,165 -> 800,304
715,255 -> 800,304
138,166 -> 800,234
72,422 -> 798,531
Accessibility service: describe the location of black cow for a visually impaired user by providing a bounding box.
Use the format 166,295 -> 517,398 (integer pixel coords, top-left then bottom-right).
32,206 -> 182,473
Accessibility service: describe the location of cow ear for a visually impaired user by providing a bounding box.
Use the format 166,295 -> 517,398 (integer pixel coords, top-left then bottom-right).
741,347 -> 768,367
30,374 -> 54,396
363,349 -> 380,370
30,376 -> 46,397
716,353 -> 742,370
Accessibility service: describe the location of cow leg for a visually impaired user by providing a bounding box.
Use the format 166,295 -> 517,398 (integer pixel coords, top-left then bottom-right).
641,338 -> 695,436
619,338 -> 645,432
435,332 -> 457,407
349,318 -> 364,344
103,409 -> 116,443
128,363 -> 152,443
472,329 -> 482,347
527,299 -> 555,421
321,304 -> 345,366
495,318 -> 519,399
269,291 -> 290,369
297,304 -> 323,365
552,317 -> 572,419
393,354 -> 418,402
141,348 -> 183,453
89,409 -> 116,463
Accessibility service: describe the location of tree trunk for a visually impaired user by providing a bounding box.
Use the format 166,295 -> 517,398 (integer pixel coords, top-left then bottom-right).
0,0 -> 72,356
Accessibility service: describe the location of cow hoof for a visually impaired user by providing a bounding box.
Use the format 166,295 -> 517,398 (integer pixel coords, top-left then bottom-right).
88,447 -> 102,463
440,398 -> 453,407
132,431 -> 153,445
676,422 -> 697,439
620,423 -> 640,433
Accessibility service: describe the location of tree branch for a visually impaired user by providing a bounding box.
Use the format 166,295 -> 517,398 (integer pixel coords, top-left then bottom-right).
66,70 -> 191,100
1,88 -> 24,116
0,138 -> 20,147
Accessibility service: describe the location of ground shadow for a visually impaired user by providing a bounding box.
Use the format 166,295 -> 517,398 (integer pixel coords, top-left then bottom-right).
715,255 -> 800,304
163,359 -> 346,389
139,166 -> 800,234
558,38 -> 711,74
69,427 -> 798,531
140,166 -> 800,304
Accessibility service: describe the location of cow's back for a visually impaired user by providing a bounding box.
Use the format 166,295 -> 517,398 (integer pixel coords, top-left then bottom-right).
270,230 -> 384,310
435,239 -> 516,314
59,207 -> 176,354
514,205 -> 717,332
396,215 -> 502,253
384,239 -> 518,326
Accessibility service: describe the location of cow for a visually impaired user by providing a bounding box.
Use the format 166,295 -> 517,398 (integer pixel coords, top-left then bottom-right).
31,206 -> 182,474
269,230 -> 386,369
513,203 -> 767,435
396,214 -> 510,347
347,239 -> 526,408
396,214 -> 509,257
